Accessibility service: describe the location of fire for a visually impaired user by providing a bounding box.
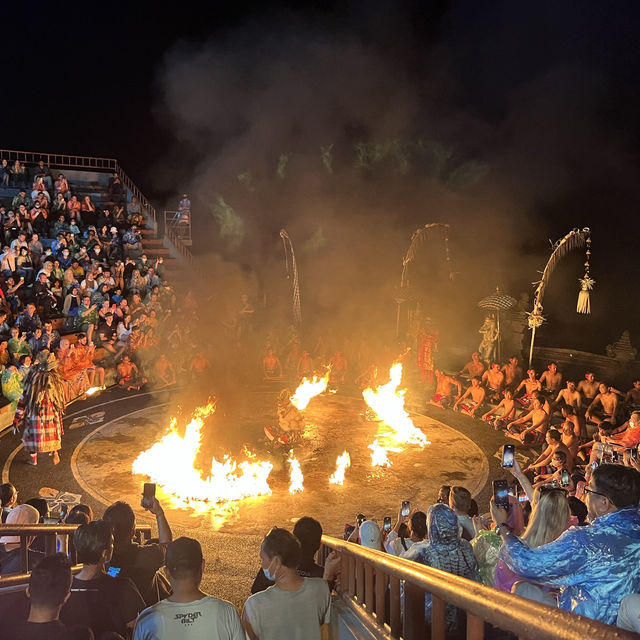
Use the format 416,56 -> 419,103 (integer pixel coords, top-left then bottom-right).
85,386 -> 102,396
363,362 -> 430,466
288,451 -> 304,493
290,370 -> 330,410
368,441 -> 394,467
132,401 -> 273,509
329,450 -> 351,485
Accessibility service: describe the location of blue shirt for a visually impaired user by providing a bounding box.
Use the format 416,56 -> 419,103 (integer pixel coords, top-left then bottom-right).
499,506 -> 640,624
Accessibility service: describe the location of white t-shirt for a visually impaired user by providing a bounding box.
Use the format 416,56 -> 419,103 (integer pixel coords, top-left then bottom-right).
243,577 -> 331,640
133,595 -> 245,640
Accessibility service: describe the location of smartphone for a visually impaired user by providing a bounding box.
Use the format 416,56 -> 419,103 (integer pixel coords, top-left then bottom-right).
107,566 -> 121,577
141,482 -> 155,510
517,491 -> 529,503
59,504 -> 69,521
590,460 -> 599,471
560,469 -> 570,487
502,444 -> 515,468
401,501 -> 410,517
383,516 -> 392,532
493,479 -> 509,510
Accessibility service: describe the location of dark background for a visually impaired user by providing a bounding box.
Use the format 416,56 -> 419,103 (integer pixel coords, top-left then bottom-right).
2,1 -> 639,354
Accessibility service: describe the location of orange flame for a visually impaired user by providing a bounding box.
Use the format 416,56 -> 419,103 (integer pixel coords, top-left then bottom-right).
290,369 -> 330,410
329,450 -> 351,485
363,363 -> 429,466
132,401 -> 273,509
288,451 -> 304,493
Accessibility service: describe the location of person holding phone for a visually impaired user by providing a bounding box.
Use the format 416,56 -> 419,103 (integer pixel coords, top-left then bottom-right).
385,508 -> 427,556
492,464 -> 640,624
103,496 -> 173,607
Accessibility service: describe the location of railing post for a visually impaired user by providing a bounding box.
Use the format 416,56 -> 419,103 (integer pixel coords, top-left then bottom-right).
347,554 -> 356,598
431,594 -> 446,640
466,613 -> 484,640
20,537 -> 28,573
355,557 -> 364,604
374,569 -> 386,625
364,562 -> 374,613
404,581 -> 426,640
389,576 -> 401,639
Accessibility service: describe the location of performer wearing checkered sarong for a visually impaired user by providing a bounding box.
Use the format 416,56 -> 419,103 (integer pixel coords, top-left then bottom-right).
12,351 -> 66,466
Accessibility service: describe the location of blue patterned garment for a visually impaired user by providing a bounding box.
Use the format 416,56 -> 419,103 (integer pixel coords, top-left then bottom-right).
499,506 -> 640,624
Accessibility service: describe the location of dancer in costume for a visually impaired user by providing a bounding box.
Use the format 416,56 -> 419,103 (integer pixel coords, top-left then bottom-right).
12,351 -> 66,466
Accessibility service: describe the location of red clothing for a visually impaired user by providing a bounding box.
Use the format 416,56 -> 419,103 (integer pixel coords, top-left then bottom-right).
13,395 -> 64,453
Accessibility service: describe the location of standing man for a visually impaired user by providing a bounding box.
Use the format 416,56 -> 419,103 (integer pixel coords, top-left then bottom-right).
242,527 -> 331,640
134,537 -> 245,640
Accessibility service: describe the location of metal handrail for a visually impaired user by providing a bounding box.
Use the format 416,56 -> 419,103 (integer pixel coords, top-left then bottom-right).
0,149 -> 116,170
115,162 -> 157,229
0,524 -> 152,578
320,535 -> 636,640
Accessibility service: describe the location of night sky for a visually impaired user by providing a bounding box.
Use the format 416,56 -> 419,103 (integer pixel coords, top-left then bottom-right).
3,1 -> 640,351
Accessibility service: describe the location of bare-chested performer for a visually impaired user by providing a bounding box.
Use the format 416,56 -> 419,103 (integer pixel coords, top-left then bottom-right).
263,349 -> 282,380
625,379 -> 640,412
453,376 -> 486,417
481,363 -> 504,403
523,429 -> 573,474
577,372 -> 600,405
561,404 -> 587,441
552,380 -> 581,413
505,396 -> 549,445
560,419 -> 579,463
482,388 -> 516,430
501,355 -> 523,390
329,351 -> 348,384
459,352 -> 485,380
532,390 -> 552,417
429,369 -> 462,409
585,382 -> 619,425
539,362 -> 563,395
297,351 -> 313,378
514,369 -> 541,408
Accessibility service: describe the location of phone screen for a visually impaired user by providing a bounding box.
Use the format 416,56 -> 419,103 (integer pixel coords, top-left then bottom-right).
383,516 -> 392,532
401,501 -> 410,517
502,444 -> 515,468
107,566 -> 121,577
141,482 -> 156,509
560,470 -> 570,487
493,480 -> 510,510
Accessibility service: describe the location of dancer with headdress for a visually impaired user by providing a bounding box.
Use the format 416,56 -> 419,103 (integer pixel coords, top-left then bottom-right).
12,351 -> 66,466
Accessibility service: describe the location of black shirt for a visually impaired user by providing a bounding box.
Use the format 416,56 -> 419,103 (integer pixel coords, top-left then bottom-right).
60,573 -> 144,639
4,620 -> 94,640
108,542 -> 166,606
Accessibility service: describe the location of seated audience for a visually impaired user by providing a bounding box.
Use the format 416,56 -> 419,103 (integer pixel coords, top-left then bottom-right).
134,537 -> 245,640
242,527 -> 331,640
61,520 -> 145,638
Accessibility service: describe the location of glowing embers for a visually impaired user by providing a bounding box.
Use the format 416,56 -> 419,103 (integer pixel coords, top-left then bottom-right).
85,386 -> 103,396
362,362 -> 430,467
329,450 -> 351,485
288,451 -> 304,494
132,401 -> 273,510
290,369 -> 330,410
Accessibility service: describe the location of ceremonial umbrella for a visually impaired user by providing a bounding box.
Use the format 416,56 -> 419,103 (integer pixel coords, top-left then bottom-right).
477,289 -> 517,362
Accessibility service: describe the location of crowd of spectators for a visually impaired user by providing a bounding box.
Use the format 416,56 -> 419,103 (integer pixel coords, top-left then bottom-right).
0,159 -> 185,407
1,454 -> 639,639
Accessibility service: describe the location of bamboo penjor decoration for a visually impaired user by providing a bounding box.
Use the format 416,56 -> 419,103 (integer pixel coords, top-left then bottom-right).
280,229 -> 302,329
527,227 -> 593,367
396,223 -> 454,337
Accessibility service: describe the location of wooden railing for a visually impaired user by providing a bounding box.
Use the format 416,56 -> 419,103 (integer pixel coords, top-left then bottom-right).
0,524 -> 152,578
320,535 -> 636,640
